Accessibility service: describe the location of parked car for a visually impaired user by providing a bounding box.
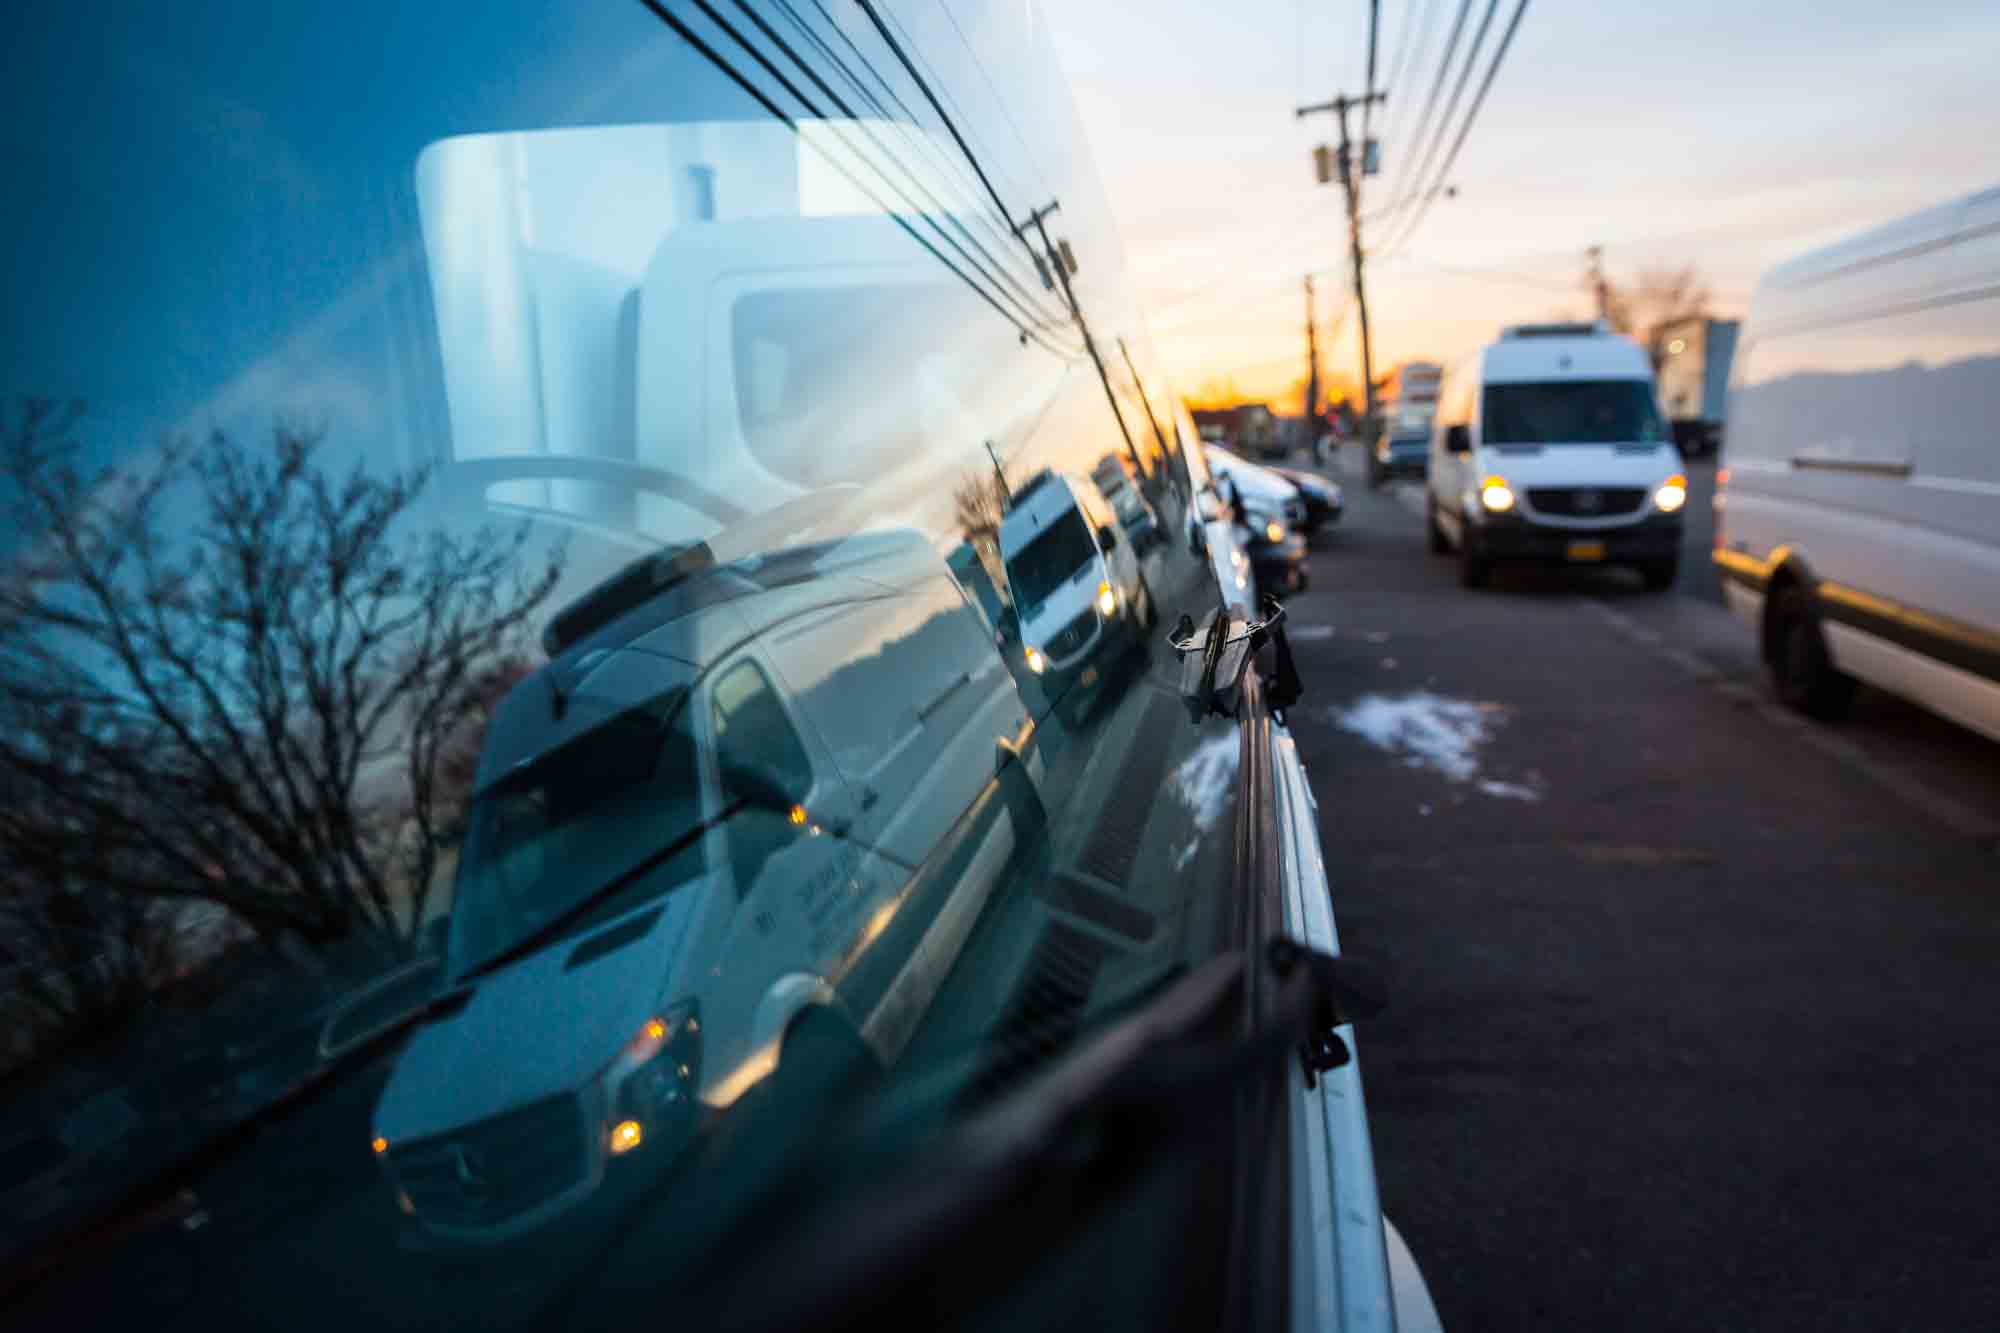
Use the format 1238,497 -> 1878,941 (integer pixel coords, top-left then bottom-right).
1713,186 -> 2000,739
372,531 -> 1042,1243
999,469 -> 1155,722
1426,321 -> 1686,590
1369,407 -> 1435,486
1269,465 -> 1344,534
1091,453 -> 1164,554
1205,445 -> 1311,597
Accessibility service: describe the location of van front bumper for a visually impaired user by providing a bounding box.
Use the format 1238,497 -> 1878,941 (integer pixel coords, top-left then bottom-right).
1469,512 -> 1682,562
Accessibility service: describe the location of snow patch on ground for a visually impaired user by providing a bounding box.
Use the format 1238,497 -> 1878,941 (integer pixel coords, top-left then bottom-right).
1168,731 -> 1240,869
1329,692 -> 1544,802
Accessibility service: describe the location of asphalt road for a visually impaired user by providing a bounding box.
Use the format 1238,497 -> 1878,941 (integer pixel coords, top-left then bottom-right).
1286,449 -> 2000,1331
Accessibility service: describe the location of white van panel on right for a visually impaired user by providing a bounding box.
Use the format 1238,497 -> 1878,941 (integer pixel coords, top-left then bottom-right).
1728,190 -> 2000,635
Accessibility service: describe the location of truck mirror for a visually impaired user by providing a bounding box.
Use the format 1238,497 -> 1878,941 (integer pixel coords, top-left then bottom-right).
1445,425 -> 1472,454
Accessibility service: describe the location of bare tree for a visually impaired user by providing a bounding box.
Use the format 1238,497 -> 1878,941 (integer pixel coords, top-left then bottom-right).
953,468 -> 1010,545
1604,264 -> 1713,365
0,399 -> 562,966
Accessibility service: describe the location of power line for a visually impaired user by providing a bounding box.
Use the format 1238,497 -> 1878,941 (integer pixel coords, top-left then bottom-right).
628,0 -> 1073,358
1375,0 -> 1442,158
725,0 -> 1070,334
782,0 -> 1033,266
1365,0 -> 1470,226
1379,0 -> 1499,235
933,0 -> 1058,205
1377,0 -> 1531,260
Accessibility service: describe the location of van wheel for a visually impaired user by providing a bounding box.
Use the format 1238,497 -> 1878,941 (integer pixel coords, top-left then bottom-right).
1770,586 -> 1856,720
1427,495 -> 1449,554
781,1007 -> 880,1106
1640,557 -> 1678,591
1134,575 -> 1156,629
1459,532 -> 1490,589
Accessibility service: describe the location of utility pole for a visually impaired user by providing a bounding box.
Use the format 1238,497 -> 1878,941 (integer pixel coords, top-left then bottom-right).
1586,245 -> 1610,321
1298,90 -> 1388,428
1303,274 -> 1321,428
983,439 -> 1010,510
1013,199 -> 1148,486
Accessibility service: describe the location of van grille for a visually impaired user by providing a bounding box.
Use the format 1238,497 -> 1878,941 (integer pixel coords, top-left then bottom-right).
1047,608 -> 1099,660
389,1092 -> 588,1229
1526,486 -> 1645,517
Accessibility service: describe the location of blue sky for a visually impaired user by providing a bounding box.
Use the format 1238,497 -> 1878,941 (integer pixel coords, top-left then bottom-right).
1039,0 -> 1999,402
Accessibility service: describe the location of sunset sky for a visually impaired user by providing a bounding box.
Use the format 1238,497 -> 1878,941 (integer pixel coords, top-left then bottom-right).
1041,0 -> 1997,408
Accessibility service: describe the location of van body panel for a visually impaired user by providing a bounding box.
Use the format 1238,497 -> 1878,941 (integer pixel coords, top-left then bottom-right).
1716,183 -> 2000,740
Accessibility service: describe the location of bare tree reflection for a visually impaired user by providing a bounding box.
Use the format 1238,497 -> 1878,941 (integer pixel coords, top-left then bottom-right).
0,399 -> 560,1053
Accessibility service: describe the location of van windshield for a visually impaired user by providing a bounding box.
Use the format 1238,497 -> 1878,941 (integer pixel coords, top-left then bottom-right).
451,693 -> 703,978
1483,380 -> 1664,445
1006,508 -> 1100,617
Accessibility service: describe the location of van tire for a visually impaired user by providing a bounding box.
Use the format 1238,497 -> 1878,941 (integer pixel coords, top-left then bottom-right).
1427,495 -> 1449,554
1640,557 -> 1678,591
780,1007 -> 879,1106
1459,534 -> 1491,589
1770,585 -> 1856,720
1134,575 -> 1156,628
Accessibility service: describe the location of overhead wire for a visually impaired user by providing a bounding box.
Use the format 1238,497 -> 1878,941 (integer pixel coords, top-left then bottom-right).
775,0 -> 1050,308
629,0 -> 1074,358
1376,0 -> 1499,235
1363,0 -> 1471,227
1373,0 -> 1441,157
1374,0 -> 1530,261
934,0 -> 1057,206
717,0 -> 1075,337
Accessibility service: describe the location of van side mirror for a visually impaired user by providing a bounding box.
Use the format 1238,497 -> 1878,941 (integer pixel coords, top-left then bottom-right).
1098,523 -> 1119,552
1445,424 -> 1472,455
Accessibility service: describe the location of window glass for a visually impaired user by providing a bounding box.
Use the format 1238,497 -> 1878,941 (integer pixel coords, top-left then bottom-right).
1482,380 -> 1665,444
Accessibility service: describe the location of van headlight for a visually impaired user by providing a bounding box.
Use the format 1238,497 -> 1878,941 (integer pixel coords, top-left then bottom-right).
1263,519 -> 1286,543
1096,581 -> 1117,617
603,1000 -> 701,1154
1478,475 -> 1516,513
1025,645 -> 1047,674
1653,473 -> 1688,513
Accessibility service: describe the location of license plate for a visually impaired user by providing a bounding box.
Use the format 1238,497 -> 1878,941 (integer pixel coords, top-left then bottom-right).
1566,540 -> 1607,563
1080,665 -> 1099,687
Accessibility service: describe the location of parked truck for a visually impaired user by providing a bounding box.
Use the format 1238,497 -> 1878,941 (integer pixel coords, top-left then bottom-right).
1654,317 -> 1740,458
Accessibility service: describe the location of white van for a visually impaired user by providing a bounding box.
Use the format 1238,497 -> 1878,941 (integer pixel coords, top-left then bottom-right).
1427,322 -> 1688,589
370,529 -> 1042,1243
1713,186 -> 2000,739
998,470 -> 1153,720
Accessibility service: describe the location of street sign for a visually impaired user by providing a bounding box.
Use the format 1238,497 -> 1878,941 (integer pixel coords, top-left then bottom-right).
1312,144 -> 1333,185
1362,137 -> 1381,176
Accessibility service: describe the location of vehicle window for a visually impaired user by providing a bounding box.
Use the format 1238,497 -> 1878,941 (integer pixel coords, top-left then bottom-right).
452,693 -> 703,976
1482,380 -> 1665,444
1006,507 -> 1100,615
712,660 -> 813,888
1,4 -> 1248,1328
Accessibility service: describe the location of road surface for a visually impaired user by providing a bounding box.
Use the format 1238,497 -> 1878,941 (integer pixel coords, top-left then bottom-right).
1284,447 -> 2000,1330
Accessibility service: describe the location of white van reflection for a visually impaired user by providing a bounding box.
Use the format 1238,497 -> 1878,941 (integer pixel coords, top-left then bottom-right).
999,470 -> 1155,724
369,528 -> 1042,1243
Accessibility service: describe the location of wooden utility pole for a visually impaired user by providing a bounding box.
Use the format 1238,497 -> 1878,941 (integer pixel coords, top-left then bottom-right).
1304,273 -> 1321,427
1013,200 -> 1148,485
1298,90 -> 1388,427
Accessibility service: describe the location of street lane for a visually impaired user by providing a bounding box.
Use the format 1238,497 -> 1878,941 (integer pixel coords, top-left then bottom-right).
1289,451 -> 2000,1330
